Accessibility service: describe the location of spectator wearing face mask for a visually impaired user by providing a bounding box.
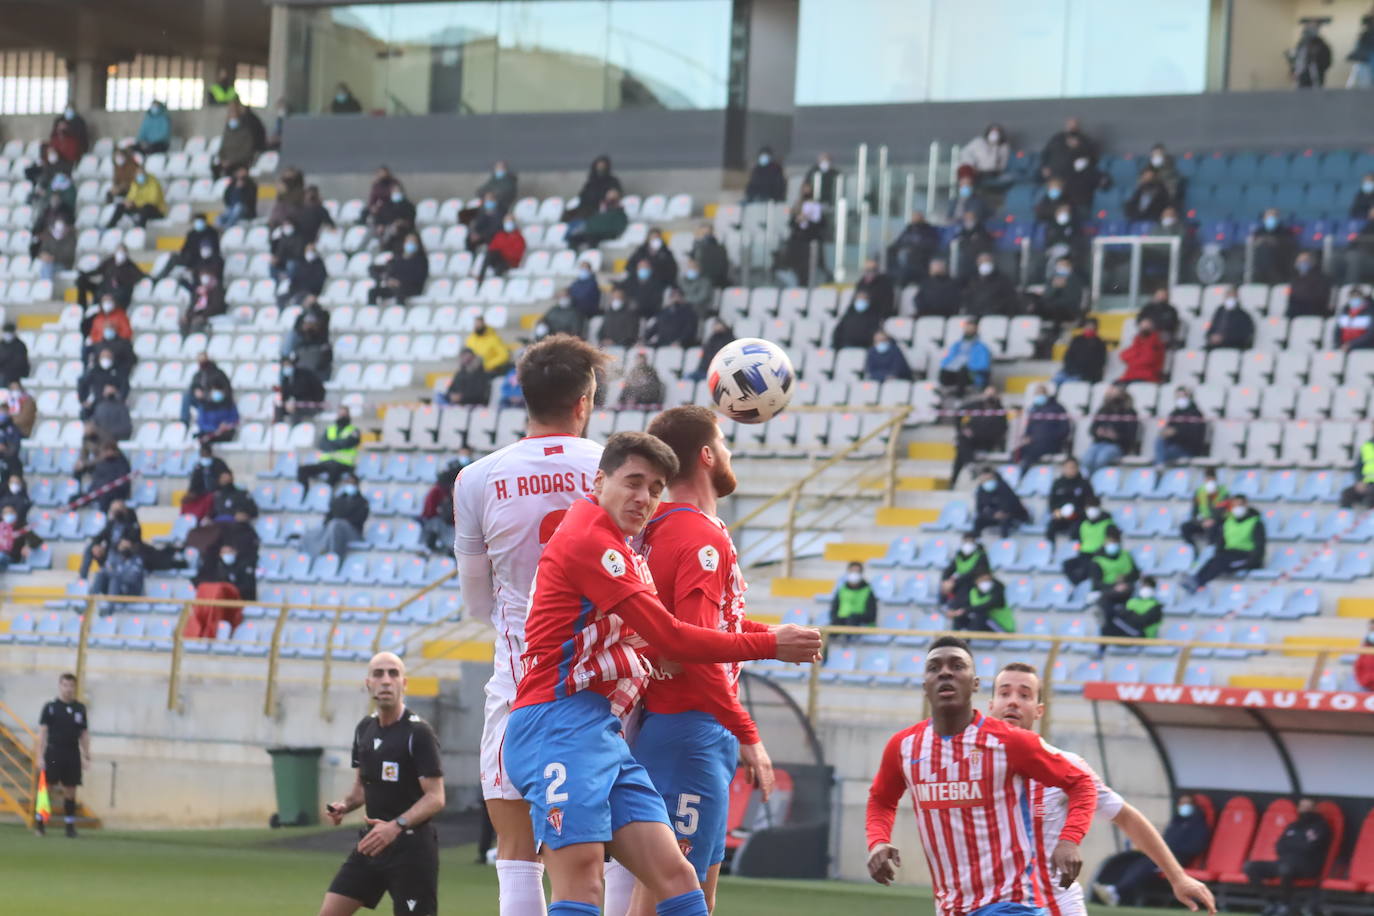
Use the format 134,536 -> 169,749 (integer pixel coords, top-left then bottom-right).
948,175 -> 992,224
1204,287 -> 1256,350
299,475 -> 370,559
50,105 -> 88,163
35,217 -> 75,279
134,100 -> 172,155
536,294 -> 586,342
940,534 -> 991,611
830,562 -> 878,629
1100,575 -> 1162,642
864,331 -> 912,382
948,571 -> 1015,633
1156,388 -> 1207,465
690,321 -> 734,382
6,380 -> 35,438
294,186 -> 334,244
1116,319 -> 1166,385
960,124 -> 1010,186
194,384 -> 238,444
210,470 -> 259,524
1035,178 -> 1069,227
466,191 -> 505,253
964,253 -> 1020,317
1062,501 -> 1118,583
678,256 -> 716,321
275,357 -> 325,423
778,184 -> 827,287
1349,173 -> 1374,221
1185,494 -> 1266,590
1144,144 -> 1182,200
567,155 -> 622,221
939,320 -> 993,393
0,474 -> 32,528
296,410 -> 359,487
497,364 -> 524,409
182,353 -> 231,425
1094,794 -> 1212,908
972,466 -> 1030,538
1343,423 -> 1374,508
1243,798 -> 1333,914
78,348 -> 130,418
0,505 -> 39,570
627,228 -> 679,287
1137,288 -> 1181,340
1088,532 -> 1140,613
1355,620 -> 1374,691
269,219 -> 306,285
75,442 -> 132,513
619,352 -> 665,408
1123,167 -> 1171,223
181,444 -> 230,519
213,101 -> 262,180
831,291 -> 884,349
192,543 -> 256,621
744,146 -> 786,204
567,260 -> 602,320
1348,205 -> 1374,284
441,350 -> 492,407
107,169 -> 165,228
951,210 -> 994,278
180,271 -> 227,336
91,537 -> 146,615
1043,203 -> 1084,270
1046,457 -> 1095,547
329,82 -> 362,114
1016,384 -> 1071,473
851,258 -> 897,320
283,244 -> 327,307
950,386 -> 1007,484
1288,252 -> 1333,318
1334,288 -> 1374,351
1181,468 -> 1232,554
88,384 -> 132,445
598,289 -> 642,348
158,212 -> 221,283
690,224 -> 730,288
481,216 -> 526,279
1055,318 -> 1106,385
219,167 -> 258,229
1251,208 -> 1296,284
644,288 -> 698,349
914,258 -> 961,318
1082,384 -> 1139,476
566,189 -> 628,252
368,233 -> 428,305
465,319 -> 512,376
800,152 -> 842,206
1038,256 -> 1087,325
623,258 -> 668,321
421,462 -> 461,554
87,296 -> 134,349
1041,117 -> 1099,182
889,212 -> 942,286
473,160 -> 517,216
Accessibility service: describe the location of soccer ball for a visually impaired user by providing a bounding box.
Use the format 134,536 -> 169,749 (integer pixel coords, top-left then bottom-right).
706,338 -> 795,424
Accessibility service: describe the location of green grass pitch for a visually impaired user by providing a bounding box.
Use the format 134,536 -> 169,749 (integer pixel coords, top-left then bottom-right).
0,825 -> 1188,914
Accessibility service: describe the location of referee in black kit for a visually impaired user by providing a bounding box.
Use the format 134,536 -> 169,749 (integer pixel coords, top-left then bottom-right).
319,651 -> 446,916
36,672 -> 89,838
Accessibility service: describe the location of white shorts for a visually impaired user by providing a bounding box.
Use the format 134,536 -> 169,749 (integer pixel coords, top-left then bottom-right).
479,662 -> 523,802
1054,881 -> 1088,916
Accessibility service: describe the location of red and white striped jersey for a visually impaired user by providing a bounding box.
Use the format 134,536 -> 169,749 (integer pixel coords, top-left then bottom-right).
866,712 -> 1098,916
452,434 -> 602,695
1027,750 -> 1124,916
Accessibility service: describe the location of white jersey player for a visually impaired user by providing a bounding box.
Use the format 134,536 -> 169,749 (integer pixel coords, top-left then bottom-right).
988,663 -> 1216,916
452,336 -> 611,916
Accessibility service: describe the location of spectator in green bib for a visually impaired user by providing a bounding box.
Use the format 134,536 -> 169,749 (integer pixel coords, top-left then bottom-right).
829,562 -> 878,632
1339,424 -> 1374,508
1186,495 -> 1266,591
940,533 -> 991,611
1180,467 -> 1233,556
1101,576 -> 1163,642
947,571 -> 1015,633
1089,531 -> 1139,592
1062,499 -> 1118,584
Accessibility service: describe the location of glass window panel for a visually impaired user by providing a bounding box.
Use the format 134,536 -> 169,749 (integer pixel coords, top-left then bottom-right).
1062,0 -> 1209,97
605,0 -> 731,110
387,2 -> 500,115
496,0 -> 609,113
795,0 -> 931,106
927,0 -> 1069,101
311,4 -> 395,114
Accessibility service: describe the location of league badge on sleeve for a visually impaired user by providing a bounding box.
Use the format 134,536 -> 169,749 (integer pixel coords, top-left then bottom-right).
698,545 -> 719,572
602,549 -> 627,577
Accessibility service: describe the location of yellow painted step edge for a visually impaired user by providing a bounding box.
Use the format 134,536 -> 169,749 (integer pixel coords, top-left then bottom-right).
1227,674 -> 1307,690
771,577 -> 834,598
907,442 -> 955,460
875,507 -> 939,527
406,676 -> 440,697
421,639 -> 494,661
1338,597 -> 1374,618
823,542 -> 892,563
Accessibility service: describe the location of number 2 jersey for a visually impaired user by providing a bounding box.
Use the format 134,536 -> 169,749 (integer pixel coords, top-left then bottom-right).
452,434 -> 604,698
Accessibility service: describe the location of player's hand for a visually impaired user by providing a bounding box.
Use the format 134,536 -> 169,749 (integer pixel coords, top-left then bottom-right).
658,658 -> 684,677
867,843 -> 901,885
740,741 -> 774,801
358,817 -> 402,856
1169,875 -> 1217,914
1049,839 -> 1082,888
325,802 -> 347,826
81,752 -> 91,769
773,624 -> 822,663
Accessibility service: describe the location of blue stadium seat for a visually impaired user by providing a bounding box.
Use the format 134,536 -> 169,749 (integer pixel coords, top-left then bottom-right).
1143,661 -> 1177,684
870,536 -> 917,569
1182,662 -> 1213,686
1147,620 -> 1194,656
1010,540 -> 1052,572
1333,548 -> 1374,581
1105,659 -> 1142,683
309,553 -> 341,583
252,483 -> 279,511
304,484 -> 332,514
924,501 -> 970,532
1259,470 -> 1300,502
341,554 -> 371,584
255,515 -> 284,545
912,537 -> 953,569
259,452 -> 299,480
987,539 -> 1018,569
1005,577 -> 1035,607
1282,588 -> 1321,619
819,646 -> 859,683
278,483 -> 306,512
1016,465 -> 1053,498
1276,509 -> 1318,540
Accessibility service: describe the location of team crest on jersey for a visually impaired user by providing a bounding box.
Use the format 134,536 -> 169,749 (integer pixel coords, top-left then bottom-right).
602,549 -> 627,577
678,838 -> 693,857
698,545 -> 719,571
965,749 -> 982,767
547,806 -> 564,835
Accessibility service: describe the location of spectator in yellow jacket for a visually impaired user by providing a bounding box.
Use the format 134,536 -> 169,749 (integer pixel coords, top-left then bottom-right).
464,318 -> 512,375
107,169 -> 165,228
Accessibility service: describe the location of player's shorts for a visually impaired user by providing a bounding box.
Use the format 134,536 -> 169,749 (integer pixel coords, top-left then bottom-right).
45,751 -> 81,787
327,823 -> 439,916
479,666 -> 524,802
505,690 -> 670,851
1052,882 -> 1088,916
631,710 -> 739,880
966,904 -> 1048,916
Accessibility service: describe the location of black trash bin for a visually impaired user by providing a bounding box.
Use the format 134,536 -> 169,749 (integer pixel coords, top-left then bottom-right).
266,746 -> 323,828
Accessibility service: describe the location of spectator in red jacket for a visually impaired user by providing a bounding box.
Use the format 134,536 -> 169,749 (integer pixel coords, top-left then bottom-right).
481,216 -> 526,279
1357,619 -> 1374,691
1117,318 -> 1167,384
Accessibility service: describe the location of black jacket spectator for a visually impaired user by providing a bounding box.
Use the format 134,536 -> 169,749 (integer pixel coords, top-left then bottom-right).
888,216 -> 941,285
744,147 -> 786,203
915,267 -> 962,317
964,265 -> 1020,317
851,264 -> 897,320
1020,394 -> 1072,467
1289,262 -> 1334,317
973,472 -> 1031,537
82,447 -> 132,512
1252,216 -> 1296,284
1123,173 -> 1171,223
1049,471 -> 1096,518
212,483 -> 259,521
1039,270 -> 1087,323
865,340 -> 913,382
78,361 -> 130,406
78,253 -> 146,309
1350,176 -> 1374,220
572,156 -> 622,220
376,247 -> 429,301
1137,296 -> 1181,337
1090,393 -> 1140,454
330,84 -> 363,114
951,389 -> 1009,484
1243,805 -> 1333,903
1061,329 -> 1106,382
0,326 -> 29,385
623,266 -> 667,320
645,298 -> 699,348
289,253 -> 328,301
446,351 -> 492,406
1161,399 -> 1207,458
327,491 -> 370,531
694,324 -> 733,379
296,190 -> 335,243
1205,302 -> 1256,350
802,157 -> 841,205
1164,807 -> 1212,866
628,235 -> 679,287
690,228 -> 730,287
568,271 -> 601,319
598,301 -> 641,347
196,551 -> 258,603
279,364 -> 325,410
187,457 -> 231,500
831,302 -> 883,349
224,173 -> 259,220
538,300 -> 586,340
952,219 -> 994,277
1040,123 -> 1098,181
178,221 -> 220,267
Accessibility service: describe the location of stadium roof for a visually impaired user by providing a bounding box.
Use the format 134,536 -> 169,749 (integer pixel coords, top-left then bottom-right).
0,0 -> 269,64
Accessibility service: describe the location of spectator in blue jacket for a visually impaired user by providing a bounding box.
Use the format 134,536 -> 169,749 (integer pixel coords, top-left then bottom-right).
568,261 -> 602,320
195,384 -> 239,444
938,319 -> 993,393
135,101 -> 172,155
1017,383 -> 1072,472
864,330 -> 913,382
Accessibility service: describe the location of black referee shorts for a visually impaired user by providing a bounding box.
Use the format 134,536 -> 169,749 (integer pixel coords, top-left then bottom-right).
45,752 -> 82,788
328,825 -> 438,916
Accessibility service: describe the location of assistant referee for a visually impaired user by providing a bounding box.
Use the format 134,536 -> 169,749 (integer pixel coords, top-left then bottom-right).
36,672 -> 89,838
318,651 -> 446,916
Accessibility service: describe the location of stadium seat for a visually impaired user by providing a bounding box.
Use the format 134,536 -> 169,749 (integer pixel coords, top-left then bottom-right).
1324,809 -> 1374,893
1188,796 -> 1258,882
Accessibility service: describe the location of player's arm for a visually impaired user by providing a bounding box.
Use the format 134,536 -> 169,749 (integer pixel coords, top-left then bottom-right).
326,770 -> 365,825
614,589 -> 818,663
660,586 -> 761,741
740,618 -> 773,634
865,730 -> 908,885
1003,729 -> 1097,887
1112,802 -> 1217,914
359,724 -> 445,856
79,729 -> 90,764
451,470 -> 496,624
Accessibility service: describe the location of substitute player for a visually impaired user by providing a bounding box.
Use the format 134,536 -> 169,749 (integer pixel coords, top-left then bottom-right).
987,663 -> 1216,915
614,406 -> 775,916
452,334 -> 609,916
318,651 -> 445,916
36,672 -> 89,838
504,431 -> 822,916
866,636 -> 1097,916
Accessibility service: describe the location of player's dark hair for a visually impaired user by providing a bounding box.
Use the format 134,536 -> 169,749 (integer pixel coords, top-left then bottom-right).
59,672 -> 76,683
928,635 -> 972,657
646,406 -> 719,484
997,662 -> 1041,701
518,335 -> 610,424
600,431 -> 679,480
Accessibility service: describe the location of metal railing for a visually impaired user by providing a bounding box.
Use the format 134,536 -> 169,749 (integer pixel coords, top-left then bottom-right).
795,625 -> 1374,736
1090,235 -> 1182,305
731,405 -> 910,575
0,698 -> 38,827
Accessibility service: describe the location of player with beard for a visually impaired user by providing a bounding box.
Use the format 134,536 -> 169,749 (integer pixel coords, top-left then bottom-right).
606,407 -> 777,916
987,663 -> 1215,916
866,636 -> 1097,916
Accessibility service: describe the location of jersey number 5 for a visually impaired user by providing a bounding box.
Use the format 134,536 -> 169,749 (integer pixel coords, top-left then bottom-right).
674,793 -> 701,836
544,762 -> 569,805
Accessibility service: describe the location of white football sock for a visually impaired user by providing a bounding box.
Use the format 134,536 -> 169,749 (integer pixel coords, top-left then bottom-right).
603,857 -> 637,916
496,859 -> 548,916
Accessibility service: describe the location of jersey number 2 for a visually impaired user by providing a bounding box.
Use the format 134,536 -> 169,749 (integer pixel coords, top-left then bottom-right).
674,793 -> 701,836
544,762 -> 569,805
